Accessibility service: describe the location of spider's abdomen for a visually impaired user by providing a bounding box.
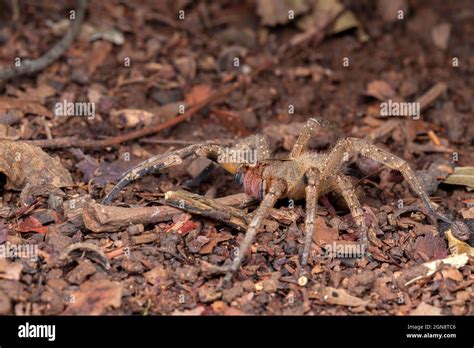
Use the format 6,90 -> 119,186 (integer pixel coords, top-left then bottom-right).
235,164 -> 264,200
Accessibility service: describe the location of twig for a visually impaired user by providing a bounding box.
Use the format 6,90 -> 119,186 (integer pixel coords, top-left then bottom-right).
82,193 -> 256,233
0,0 -> 88,80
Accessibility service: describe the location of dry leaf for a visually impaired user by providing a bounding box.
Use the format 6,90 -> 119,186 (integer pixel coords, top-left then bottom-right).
0,140 -> 73,191
377,0 -> 408,23
443,167 -> 474,189
144,266 -> 169,286
0,97 -> 52,117
441,267 -> 463,282
322,287 -> 368,307
0,259 -> 23,281
410,302 -> 442,315
110,109 -> 155,129
366,80 -> 397,101
0,124 -> 20,140
394,253 -> 469,287
16,216 -> 48,234
257,0 -> 309,26
199,230 -> 233,254
445,230 -> 474,256
185,85 -> 213,106
171,306 -> 205,316
63,279 -> 122,315
431,22 -> 451,51
313,217 -> 338,245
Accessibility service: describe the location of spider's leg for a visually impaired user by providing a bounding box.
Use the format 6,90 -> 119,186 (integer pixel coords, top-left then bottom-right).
102,143 -> 229,205
290,118 -> 322,159
321,137 -> 451,223
302,168 -> 320,266
336,174 -> 368,257
223,179 -> 286,284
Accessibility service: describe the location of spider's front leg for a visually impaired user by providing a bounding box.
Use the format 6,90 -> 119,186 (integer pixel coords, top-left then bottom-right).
102,143 -> 228,205
223,179 -> 286,285
321,137 -> 451,223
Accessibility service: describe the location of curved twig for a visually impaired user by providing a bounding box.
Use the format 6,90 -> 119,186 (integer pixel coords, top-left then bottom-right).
0,0 -> 88,80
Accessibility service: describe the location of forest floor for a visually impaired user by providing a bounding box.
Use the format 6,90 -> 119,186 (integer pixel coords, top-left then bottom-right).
0,0 -> 473,315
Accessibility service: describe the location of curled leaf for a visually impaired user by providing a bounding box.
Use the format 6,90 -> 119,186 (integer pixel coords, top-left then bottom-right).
445,230 -> 474,256
0,140 -> 73,191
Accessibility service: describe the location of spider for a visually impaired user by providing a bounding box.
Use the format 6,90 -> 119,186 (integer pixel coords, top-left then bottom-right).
102,118 -> 451,284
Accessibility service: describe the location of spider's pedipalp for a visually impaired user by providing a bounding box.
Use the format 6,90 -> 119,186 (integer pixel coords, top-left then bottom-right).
321,137 -> 451,223
223,179 -> 286,284
302,167 -> 320,266
336,174 -> 368,257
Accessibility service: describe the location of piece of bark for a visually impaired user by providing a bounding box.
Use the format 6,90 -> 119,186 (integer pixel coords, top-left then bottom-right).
83,193 -> 256,233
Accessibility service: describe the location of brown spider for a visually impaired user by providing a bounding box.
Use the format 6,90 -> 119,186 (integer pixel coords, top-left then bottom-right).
102,118 -> 451,284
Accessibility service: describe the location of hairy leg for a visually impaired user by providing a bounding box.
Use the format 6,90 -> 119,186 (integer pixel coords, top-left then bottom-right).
320,137 -> 451,223
102,143 -> 230,205
290,118 -> 337,159
223,179 -> 286,284
336,175 -> 368,256
302,168 -> 320,266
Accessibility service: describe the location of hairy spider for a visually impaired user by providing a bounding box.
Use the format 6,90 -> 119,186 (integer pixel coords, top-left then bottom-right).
102,118 -> 451,284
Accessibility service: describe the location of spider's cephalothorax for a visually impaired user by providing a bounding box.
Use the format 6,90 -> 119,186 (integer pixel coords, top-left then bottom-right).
102,118 -> 451,285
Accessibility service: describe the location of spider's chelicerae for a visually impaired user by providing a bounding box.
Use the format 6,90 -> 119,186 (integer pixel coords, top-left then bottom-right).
103,118 -> 451,284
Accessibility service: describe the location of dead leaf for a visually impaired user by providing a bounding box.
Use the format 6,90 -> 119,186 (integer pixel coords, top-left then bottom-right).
0,97 -> 52,117
410,302 -> 442,315
441,267 -> 463,282
0,140 -> 73,191
377,0 -> 408,23
445,230 -> 474,256
171,306 -> 205,316
322,287 -> 368,307
394,253 -> 470,287
144,266 -> 169,286
366,80 -> 397,101
185,85 -> 213,106
110,109 -> 155,129
443,167 -> 474,189
200,230 -> 233,254
63,279 -> 122,315
298,0 -> 368,42
0,124 -> 20,140
0,259 -> 23,281
87,41 -> 113,76
313,217 -> 338,245
16,216 -> 48,234
460,207 -> 474,219
13,84 -> 57,104
432,22 -> 451,51
257,0 -> 309,26
412,233 -> 448,262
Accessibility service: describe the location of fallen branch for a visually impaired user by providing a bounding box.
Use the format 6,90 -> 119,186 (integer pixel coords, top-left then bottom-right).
0,0 -> 88,81
83,193 -> 256,233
